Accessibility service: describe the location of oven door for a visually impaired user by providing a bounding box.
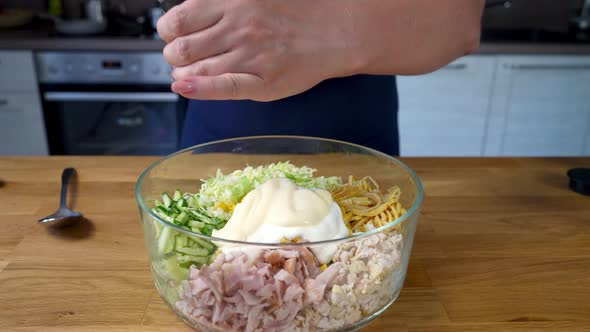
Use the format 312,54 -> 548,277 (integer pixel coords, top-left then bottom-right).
42,90 -> 185,155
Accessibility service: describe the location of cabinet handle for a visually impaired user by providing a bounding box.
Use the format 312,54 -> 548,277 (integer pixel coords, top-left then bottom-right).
443,63 -> 467,70
44,92 -> 179,102
504,63 -> 590,70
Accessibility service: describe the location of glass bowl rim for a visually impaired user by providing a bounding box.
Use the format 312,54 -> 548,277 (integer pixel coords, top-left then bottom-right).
135,135 -> 424,247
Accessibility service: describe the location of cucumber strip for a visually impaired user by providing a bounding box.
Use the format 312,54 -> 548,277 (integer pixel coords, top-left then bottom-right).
162,256 -> 189,280
177,255 -> 208,265
156,210 -> 174,223
157,227 -> 175,254
192,237 -> 215,251
153,216 -> 163,238
162,193 -> 173,208
170,205 -> 181,214
198,224 -> 214,236
188,220 -> 205,229
188,210 -> 206,219
176,247 -> 209,257
189,210 -> 215,224
212,218 -> 226,225
187,195 -> 196,207
180,260 -> 204,269
176,198 -> 187,208
175,236 -> 188,249
154,200 -> 163,208
173,189 -> 182,201
156,205 -> 170,215
175,211 -> 188,223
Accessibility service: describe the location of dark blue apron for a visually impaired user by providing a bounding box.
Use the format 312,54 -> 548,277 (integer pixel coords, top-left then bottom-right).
180,75 -> 399,155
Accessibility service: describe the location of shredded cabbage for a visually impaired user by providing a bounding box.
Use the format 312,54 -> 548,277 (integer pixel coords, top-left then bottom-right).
189,162 -> 342,221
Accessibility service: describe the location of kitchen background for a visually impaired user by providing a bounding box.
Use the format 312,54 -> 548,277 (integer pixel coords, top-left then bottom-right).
0,0 -> 589,156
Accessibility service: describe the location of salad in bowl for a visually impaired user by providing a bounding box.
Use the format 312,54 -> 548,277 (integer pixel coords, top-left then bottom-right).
136,136 -> 422,332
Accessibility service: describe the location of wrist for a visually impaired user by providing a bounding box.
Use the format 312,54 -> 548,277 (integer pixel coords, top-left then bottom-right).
316,0 -> 371,78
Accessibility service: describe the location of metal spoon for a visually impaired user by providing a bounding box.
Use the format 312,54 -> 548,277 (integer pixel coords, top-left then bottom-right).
38,168 -> 83,226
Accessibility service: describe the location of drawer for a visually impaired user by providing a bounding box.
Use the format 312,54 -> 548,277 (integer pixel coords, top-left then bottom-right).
400,110 -> 486,156
0,92 -> 48,155
0,51 -> 38,92
398,55 -> 495,156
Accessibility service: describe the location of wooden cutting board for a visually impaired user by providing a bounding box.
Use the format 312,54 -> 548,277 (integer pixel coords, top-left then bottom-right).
0,157 -> 589,331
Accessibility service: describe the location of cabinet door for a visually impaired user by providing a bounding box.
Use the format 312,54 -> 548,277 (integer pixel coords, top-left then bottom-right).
0,51 -> 38,92
0,92 -> 49,155
485,55 -> 590,156
398,56 -> 496,156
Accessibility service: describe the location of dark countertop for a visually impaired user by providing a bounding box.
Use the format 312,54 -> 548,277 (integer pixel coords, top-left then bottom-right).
0,28 -> 166,51
478,42 -> 590,54
0,36 -> 166,51
1,28 -> 590,54
0,18 -> 166,52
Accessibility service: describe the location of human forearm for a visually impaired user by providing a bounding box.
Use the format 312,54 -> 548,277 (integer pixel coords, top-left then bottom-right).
336,0 -> 485,76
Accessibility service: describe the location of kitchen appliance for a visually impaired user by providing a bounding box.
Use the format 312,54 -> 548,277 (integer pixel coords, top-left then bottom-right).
37,52 -> 186,156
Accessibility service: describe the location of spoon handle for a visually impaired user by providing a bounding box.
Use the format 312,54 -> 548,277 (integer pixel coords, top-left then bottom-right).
59,168 -> 76,209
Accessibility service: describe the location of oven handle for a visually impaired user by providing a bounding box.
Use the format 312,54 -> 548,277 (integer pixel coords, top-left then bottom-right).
44,92 -> 180,102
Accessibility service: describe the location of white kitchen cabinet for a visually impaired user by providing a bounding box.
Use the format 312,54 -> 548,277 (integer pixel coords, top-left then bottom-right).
398,56 -> 496,156
0,51 -> 48,155
484,55 -> 590,156
0,51 -> 38,92
0,92 -> 48,156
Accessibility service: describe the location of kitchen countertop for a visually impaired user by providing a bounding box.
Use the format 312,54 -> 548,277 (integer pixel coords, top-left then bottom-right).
2,29 -> 590,53
0,37 -> 166,51
0,31 -> 166,51
0,156 -> 589,331
477,42 -> 590,54
2,38 -> 590,54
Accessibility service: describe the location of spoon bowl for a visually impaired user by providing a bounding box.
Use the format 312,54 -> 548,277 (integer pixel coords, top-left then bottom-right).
38,208 -> 82,224
38,168 -> 83,227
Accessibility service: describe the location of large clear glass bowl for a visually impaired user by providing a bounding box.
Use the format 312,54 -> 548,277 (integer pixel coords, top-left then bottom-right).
136,136 -> 423,332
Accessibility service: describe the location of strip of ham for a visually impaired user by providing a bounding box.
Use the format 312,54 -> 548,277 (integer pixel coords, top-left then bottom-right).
176,231 -> 405,332
176,247 -> 338,332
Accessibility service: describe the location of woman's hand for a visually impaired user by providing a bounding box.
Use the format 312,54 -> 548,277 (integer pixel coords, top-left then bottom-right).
158,0 -> 484,102
158,0 -> 361,101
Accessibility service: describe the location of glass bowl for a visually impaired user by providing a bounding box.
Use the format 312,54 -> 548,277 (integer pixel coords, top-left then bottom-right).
136,136 -> 423,332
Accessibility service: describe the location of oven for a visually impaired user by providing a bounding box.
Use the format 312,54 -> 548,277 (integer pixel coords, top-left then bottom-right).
36,52 -> 187,156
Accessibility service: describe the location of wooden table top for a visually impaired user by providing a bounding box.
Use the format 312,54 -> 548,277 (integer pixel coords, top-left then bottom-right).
0,157 -> 589,332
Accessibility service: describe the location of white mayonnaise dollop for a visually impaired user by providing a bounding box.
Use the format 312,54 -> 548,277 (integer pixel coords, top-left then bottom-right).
212,178 -> 348,263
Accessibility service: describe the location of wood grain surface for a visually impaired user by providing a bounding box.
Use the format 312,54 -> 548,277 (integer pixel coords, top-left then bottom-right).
0,156 -> 589,332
